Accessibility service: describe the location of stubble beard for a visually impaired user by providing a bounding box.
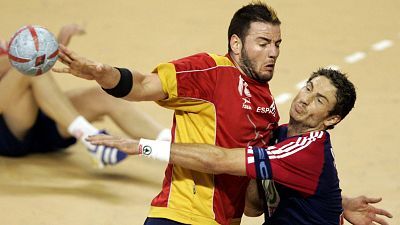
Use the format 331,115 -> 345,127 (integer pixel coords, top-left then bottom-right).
239,48 -> 272,83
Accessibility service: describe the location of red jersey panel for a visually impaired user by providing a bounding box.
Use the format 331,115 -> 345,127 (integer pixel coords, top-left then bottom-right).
152,53 -> 279,225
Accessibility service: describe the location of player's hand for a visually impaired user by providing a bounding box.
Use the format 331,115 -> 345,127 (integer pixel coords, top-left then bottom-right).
343,196 -> 392,225
57,24 -> 86,46
86,134 -> 140,155
53,44 -> 114,81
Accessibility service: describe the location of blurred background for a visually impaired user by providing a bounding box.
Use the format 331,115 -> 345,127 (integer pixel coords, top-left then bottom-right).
0,0 -> 399,224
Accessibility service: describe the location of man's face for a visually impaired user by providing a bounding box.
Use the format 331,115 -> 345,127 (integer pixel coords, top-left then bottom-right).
289,76 -> 338,130
239,22 -> 281,83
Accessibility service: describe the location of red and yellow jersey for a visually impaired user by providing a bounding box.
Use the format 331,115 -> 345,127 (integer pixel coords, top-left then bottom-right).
151,53 -> 280,225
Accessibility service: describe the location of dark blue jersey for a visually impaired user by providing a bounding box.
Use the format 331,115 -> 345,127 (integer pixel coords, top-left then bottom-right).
246,125 -> 343,225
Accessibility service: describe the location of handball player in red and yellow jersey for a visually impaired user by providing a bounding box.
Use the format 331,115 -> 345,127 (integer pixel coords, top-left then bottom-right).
55,2 -> 281,224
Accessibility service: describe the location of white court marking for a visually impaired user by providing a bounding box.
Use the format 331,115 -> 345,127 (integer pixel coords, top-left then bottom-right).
275,36 -> 396,104
325,65 -> 341,71
372,40 -> 393,51
275,93 -> 292,105
295,80 -> 307,90
345,52 -> 366,64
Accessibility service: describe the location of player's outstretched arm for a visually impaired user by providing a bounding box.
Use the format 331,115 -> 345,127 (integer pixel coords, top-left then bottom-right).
53,45 -> 166,101
87,134 -> 246,175
342,195 -> 392,225
170,143 -> 245,175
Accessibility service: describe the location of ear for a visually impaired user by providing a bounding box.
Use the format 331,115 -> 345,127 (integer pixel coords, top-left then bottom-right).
229,34 -> 242,55
324,115 -> 341,128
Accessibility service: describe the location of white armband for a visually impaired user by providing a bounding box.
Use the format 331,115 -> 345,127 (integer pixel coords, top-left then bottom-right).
138,138 -> 171,162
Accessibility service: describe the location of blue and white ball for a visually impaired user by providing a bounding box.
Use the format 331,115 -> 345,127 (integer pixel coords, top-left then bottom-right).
8,25 -> 59,76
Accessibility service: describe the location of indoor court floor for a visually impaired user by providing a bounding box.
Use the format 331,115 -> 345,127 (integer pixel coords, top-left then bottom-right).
1,0 -> 399,224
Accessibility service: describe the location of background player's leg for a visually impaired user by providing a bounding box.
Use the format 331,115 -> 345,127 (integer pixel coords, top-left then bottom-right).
0,66 -> 127,165
28,72 -> 128,166
0,69 -> 38,140
29,72 -> 80,137
66,87 -> 165,139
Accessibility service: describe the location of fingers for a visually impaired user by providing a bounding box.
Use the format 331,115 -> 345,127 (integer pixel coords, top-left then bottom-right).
86,135 -> 139,155
86,134 -> 115,142
86,134 -> 120,147
364,197 -> 382,204
373,208 -> 393,218
58,54 -> 72,66
363,197 -> 393,218
90,139 -> 117,148
59,44 -> 79,61
57,45 -> 73,65
373,215 -> 389,225
57,45 -> 106,74
52,67 -> 71,74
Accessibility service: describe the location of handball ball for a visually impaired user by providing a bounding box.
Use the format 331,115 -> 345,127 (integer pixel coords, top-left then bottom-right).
8,25 -> 59,76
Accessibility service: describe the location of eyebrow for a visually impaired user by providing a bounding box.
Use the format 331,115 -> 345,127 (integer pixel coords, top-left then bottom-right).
257,37 -> 282,43
317,93 -> 329,103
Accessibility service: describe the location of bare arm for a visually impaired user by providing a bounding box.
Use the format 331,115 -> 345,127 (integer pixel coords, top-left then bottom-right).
170,143 -> 246,175
53,45 -> 167,101
86,135 -> 246,175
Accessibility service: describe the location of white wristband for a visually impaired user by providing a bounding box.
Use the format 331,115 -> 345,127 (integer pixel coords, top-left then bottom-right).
138,138 -> 171,162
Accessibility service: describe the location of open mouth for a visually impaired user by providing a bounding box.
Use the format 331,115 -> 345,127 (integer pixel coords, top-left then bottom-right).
265,64 -> 275,71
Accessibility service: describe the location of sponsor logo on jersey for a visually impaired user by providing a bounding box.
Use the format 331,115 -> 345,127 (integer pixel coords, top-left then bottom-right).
256,100 -> 277,117
238,76 -> 252,110
242,97 -> 252,110
142,145 -> 152,155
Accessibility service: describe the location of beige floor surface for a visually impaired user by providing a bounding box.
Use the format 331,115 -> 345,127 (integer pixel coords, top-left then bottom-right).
0,0 -> 399,224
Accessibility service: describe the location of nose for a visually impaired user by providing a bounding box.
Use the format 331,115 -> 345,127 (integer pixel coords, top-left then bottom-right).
299,93 -> 313,105
268,45 -> 279,59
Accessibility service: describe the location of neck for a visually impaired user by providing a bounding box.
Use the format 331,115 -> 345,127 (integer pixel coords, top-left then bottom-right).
287,118 -> 321,137
228,52 -> 266,83
229,52 -> 243,72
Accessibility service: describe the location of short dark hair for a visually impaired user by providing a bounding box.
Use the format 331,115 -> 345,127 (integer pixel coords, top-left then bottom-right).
308,68 -> 357,129
228,1 -> 281,52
